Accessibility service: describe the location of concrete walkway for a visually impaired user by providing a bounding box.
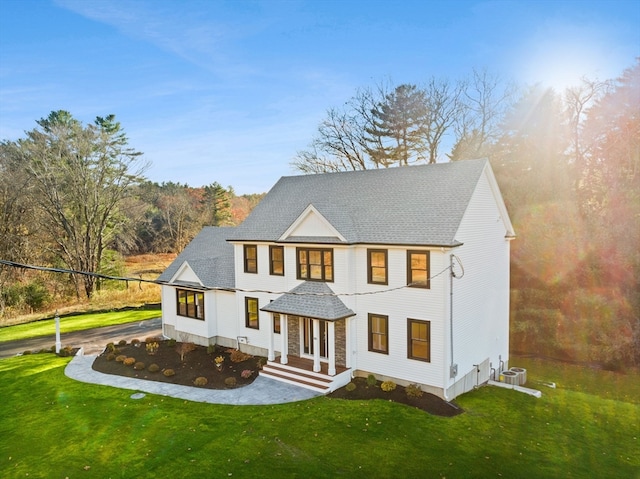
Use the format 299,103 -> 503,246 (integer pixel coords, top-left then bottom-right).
65,354 -> 321,405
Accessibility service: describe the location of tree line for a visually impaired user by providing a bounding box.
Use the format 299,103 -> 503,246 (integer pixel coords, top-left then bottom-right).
1,60 -> 638,368
0,113 -> 263,306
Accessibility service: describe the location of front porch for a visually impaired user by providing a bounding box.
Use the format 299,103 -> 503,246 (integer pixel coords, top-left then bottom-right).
260,355 -> 352,393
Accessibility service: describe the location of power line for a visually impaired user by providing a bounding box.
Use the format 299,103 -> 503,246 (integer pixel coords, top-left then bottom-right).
0,258 -> 453,297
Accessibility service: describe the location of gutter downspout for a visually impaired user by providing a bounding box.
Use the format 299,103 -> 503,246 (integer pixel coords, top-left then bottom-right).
449,254 -> 458,380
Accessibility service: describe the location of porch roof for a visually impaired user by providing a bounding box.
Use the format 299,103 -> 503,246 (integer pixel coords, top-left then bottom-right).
260,281 -> 355,321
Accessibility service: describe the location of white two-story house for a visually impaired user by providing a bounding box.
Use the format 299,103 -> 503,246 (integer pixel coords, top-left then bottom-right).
158,159 -> 515,400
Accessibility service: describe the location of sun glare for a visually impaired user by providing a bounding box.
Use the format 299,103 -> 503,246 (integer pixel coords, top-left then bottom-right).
517,22 -> 616,91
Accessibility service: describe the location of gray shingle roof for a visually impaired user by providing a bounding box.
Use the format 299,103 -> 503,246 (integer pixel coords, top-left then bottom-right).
229,159 -> 488,246
157,227 -> 236,289
260,281 -> 356,321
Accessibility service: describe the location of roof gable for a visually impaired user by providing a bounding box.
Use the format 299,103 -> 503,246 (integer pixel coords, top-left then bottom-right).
279,205 -> 347,242
170,261 -> 204,287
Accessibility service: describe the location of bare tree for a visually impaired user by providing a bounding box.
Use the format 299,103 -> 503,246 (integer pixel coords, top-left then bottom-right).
420,77 -> 465,164
450,69 -> 516,161
11,110 -> 148,298
292,85 -> 385,173
563,77 -> 610,169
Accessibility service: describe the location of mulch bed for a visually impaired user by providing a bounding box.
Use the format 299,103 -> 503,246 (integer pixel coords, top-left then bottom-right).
92,340 -> 263,389
92,339 -> 462,416
327,377 -> 463,417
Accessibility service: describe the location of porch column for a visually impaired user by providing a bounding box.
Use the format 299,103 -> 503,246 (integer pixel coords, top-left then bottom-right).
267,314 -> 275,361
312,319 -> 321,372
280,315 -> 288,365
327,320 -> 336,376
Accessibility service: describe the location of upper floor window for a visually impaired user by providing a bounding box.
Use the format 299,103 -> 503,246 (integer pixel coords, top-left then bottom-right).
368,313 -> 389,354
407,318 -> 430,362
407,250 -> 430,288
244,244 -> 257,273
270,245 -> 284,276
367,249 -> 388,285
245,297 -> 259,329
176,289 -> 204,320
297,247 -> 333,282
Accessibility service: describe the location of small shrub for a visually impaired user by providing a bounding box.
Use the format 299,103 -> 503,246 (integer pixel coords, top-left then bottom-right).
22,350 -> 32,355
118,339 -> 127,346
345,382 -> 356,392
256,357 -> 267,369
194,377 -> 208,387
148,364 -> 160,373
131,338 -> 141,346
163,369 -> 175,377
167,339 -> 176,347
366,374 -> 377,386
123,357 -> 136,366
106,353 -> 116,361
115,355 -> 126,362
230,349 -> 252,363
106,342 -> 116,352
405,383 -> 423,398
58,346 -> 73,357
241,369 -> 253,379
224,377 -> 237,387
207,345 -> 216,355
146,342 -> 159,355
381,380 -> 396,392
133,362 -> 145,370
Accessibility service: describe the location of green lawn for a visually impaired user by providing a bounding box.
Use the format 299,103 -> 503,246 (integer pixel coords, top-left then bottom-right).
0,307 -> 161,343
0,354 -> 637,478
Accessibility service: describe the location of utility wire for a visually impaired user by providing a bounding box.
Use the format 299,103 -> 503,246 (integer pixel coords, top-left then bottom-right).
0,258 -> 453,297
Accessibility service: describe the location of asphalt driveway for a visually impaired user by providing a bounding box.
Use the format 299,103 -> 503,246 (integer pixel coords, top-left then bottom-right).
0,317 -> 163,359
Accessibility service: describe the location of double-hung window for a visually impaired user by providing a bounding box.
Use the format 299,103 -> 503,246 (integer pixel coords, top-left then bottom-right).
270,245 -> 284,276
245,297 -> 259,329
407,318 -> 430,361
244,245 -> 257,273
368,313 -> 389,354
367,249 -> 388,285
407,250 -> 430,288
297,247 -> 333,281
176,289 -> 205,320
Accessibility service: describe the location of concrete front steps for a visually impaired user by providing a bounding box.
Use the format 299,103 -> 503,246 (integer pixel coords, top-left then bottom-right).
260,357 -> 351,394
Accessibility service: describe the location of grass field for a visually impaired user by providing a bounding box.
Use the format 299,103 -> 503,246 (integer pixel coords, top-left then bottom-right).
0,307 -> 161,343
0,354 -> 637,478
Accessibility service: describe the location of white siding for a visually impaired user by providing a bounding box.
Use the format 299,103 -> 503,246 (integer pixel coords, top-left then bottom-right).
161,285 -> 236,347
445,168 -> 511,393
347,246 -> 450,391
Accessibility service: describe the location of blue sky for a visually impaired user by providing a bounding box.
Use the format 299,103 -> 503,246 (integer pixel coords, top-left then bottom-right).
1,0 -> 638,194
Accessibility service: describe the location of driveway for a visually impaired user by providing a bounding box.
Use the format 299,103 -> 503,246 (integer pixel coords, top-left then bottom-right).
0,317 -> 163,359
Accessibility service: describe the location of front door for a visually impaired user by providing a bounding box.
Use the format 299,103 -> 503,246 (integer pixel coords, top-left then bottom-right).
302,318 -> 328,359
